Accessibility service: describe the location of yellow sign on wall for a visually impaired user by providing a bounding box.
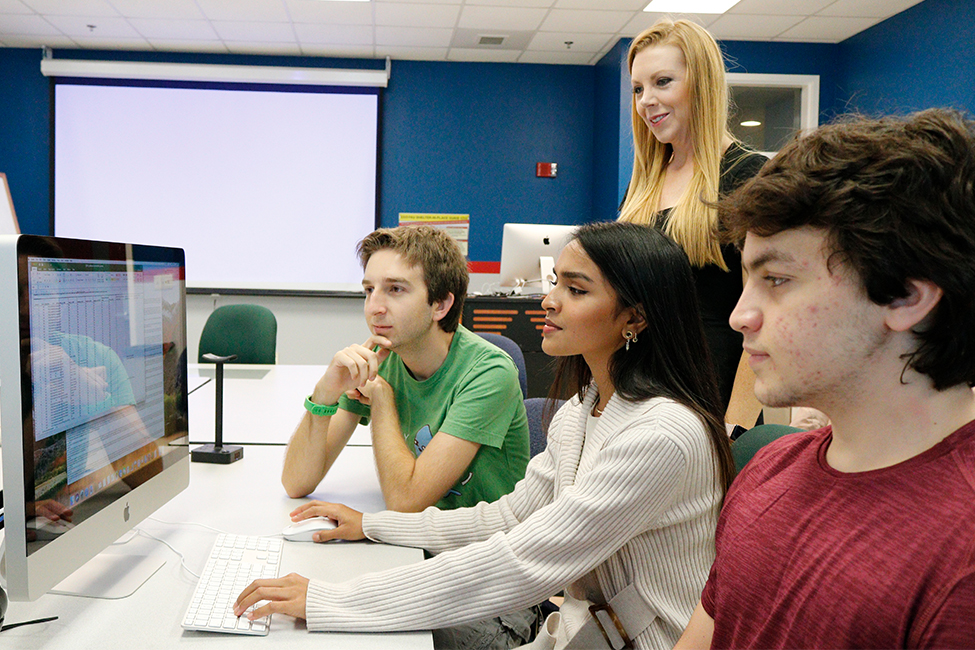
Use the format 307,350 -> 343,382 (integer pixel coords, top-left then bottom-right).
398,213 -> 470,256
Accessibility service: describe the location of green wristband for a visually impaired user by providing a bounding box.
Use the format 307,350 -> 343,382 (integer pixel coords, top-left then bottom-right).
304,395 -> 339,417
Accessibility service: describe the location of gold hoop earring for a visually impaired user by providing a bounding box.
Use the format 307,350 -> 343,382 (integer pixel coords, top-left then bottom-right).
624,330 -> 638,351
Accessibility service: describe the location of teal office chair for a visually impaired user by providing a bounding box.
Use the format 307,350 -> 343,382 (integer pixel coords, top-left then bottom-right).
198,304 -> 277,364
731,424 -> 803,472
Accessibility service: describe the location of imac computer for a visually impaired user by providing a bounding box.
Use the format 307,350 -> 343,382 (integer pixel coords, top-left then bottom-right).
498,223 -> 577,294
0,234 -> 189,601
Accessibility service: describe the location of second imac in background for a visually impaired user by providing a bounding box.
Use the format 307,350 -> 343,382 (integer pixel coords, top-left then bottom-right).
497,223 -> 576,295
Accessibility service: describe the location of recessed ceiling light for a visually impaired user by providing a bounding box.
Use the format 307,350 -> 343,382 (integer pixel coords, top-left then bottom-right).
643,0 -> 741,13
740,120 -> 762,127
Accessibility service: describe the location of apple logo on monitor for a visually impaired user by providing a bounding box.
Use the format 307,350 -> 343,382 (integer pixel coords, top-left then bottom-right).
124,503 -> 130,522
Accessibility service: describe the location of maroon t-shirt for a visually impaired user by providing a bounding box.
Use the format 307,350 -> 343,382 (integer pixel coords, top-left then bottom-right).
703,422 -> 975,648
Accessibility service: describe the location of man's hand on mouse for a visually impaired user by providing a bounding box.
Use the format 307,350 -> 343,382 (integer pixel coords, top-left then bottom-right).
290,501 -> 365,542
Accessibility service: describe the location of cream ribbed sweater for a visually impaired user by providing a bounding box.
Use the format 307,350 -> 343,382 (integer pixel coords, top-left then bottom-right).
305,389 -> 721,650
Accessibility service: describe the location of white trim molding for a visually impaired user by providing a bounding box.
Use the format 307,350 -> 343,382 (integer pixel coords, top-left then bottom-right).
727,72 -> 820,135
40,58 -> 389,88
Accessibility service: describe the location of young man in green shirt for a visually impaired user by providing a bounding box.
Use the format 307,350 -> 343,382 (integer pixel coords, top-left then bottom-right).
282,225 -> 530,513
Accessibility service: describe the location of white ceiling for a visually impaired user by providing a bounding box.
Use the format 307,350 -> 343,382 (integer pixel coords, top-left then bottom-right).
0,0 -> 924,65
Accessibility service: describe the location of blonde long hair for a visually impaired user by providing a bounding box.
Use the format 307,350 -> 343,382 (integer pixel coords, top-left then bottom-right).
618,19 -> 733,269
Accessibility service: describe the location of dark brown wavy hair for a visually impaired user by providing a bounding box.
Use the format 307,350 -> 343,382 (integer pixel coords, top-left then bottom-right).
721,109 -> 975,390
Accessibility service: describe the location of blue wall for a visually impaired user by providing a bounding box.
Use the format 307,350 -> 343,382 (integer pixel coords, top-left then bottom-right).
592,38 -> 630,223
0,48 -> 50,236
839,0 -> 975,115
381,60 -> 595,263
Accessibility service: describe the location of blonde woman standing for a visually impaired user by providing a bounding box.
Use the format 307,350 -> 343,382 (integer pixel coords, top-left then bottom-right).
620,19 -> 767,418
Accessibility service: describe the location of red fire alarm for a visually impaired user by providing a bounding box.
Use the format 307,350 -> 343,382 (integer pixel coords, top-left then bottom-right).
536,162 -> 558,178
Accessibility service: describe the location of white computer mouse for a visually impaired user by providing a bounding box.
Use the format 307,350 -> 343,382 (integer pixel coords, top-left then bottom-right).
281,516 -> 336,542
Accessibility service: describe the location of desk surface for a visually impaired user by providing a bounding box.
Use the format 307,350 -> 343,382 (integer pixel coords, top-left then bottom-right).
189,364 -> 371,447
2,444 -> 430,649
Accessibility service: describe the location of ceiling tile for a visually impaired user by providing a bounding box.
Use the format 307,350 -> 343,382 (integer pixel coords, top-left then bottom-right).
707,13 -> 803,40
451,28 -> 533,49
0,0 -> 32,14
375,3 -> 459,27
541,9 -> 631,33
777,15 -> 879,42
107,0 -> 205,20
45,15 -> 140,37
528,31 -> 612,52
376,0 -> 459,4
211,20 -> 295,42
72,35 -> 151,49
458,5 -> 547,31
284,0 -> 373,24
447,46 -> 521,62
194,0 -> 290,23
728,0 -> 833,14
376,25 -> 453,47
225,40 -> 302,55
376,45 -> 448,60
0,12 -> 62,34
295,22 -> 373,45
128,18 -> 219,40
300,43 -> 375,58
19,0 -> 118,16
466,0 -> 552,6
622,11 -> 713,37
2,33 -> 77,46
149,39 -> 230,53
519,49 -> 597,64
554,0 -> 644,9
817,0 -> 924,19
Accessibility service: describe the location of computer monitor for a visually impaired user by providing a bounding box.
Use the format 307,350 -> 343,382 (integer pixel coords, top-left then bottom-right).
0,234 -> 189,601
497,223 -> 577,294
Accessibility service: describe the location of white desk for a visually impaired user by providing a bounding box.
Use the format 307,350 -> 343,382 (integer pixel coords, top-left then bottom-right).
189,364 -> 372,447
2,445 -> 431,649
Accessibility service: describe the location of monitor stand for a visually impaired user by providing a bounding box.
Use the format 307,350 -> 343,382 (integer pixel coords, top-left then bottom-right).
49,548 -> 165,599
509,256 -> 556,296
538,255 -> 555,293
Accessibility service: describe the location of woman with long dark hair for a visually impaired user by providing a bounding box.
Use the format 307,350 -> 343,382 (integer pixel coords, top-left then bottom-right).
234,221 -> 735,650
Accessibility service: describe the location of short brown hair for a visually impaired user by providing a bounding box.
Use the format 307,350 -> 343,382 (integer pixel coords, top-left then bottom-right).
721,109 -> 975,390
357,226 -> 468,332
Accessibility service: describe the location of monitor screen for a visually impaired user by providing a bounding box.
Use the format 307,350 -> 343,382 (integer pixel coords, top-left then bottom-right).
0,234 -> 189,601
498,223 -> 577,293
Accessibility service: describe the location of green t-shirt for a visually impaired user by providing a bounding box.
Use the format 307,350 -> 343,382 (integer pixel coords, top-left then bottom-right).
339,326 -> 529,510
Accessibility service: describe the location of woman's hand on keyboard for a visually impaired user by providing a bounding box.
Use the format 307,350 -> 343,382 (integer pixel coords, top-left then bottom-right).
290,501 -> 364,542
234,573 -> 309,621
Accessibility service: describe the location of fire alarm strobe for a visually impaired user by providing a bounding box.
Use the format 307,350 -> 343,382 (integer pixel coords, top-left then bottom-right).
536,162 -> 558,178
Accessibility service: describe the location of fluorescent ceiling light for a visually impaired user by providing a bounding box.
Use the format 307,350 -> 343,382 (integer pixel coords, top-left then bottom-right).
740,120 -> 762,127
644,0 -> 741,13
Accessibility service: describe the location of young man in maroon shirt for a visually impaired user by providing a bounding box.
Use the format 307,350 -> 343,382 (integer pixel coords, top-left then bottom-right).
677,109 -> 975,649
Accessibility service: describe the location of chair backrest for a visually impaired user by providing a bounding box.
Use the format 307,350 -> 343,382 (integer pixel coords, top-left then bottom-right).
476,332 -> 527,399
198,304 -> 278,364
731,424 -> 803,472
524,397 -> 565,457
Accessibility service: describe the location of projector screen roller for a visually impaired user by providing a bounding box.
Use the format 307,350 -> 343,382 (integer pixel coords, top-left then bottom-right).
53,79 -> 380,293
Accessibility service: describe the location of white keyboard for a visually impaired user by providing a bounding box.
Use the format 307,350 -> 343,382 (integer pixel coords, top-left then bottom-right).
181,533 -> 284,635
